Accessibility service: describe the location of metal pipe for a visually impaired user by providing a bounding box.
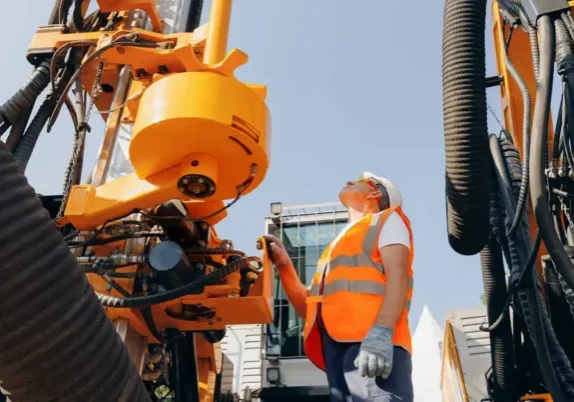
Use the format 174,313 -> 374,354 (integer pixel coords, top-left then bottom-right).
203,0 -> 232,65
90,66 -> 131,186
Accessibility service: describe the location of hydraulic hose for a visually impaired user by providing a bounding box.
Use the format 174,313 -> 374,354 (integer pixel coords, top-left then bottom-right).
480,231 -> 517,400
0,61 -> 51,127
5,102 -> 35,153
185,0 -> 204,33
13,64 -> 75,167
72,0 -> 86,32
98,256 -> 259,308
530,16 -> 574,291
48,0 -> 66,24
501,135 -> 574,397
545,259 -> 574,365
490,134 -> 567,402
442,0 -> 491,256
0,141 -> 151,401
13,93 -> 57,167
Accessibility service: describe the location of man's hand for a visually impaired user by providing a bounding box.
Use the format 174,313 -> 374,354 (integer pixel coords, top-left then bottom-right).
262,235 -> 292,269
354,325 -> 394,379
262,235 -> 308,319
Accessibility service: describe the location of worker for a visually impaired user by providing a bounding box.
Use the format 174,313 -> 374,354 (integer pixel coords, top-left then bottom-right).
263,172 -> 414,401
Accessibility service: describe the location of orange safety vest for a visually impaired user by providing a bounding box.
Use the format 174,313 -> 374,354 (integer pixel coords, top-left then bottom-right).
303,206 -> 414,372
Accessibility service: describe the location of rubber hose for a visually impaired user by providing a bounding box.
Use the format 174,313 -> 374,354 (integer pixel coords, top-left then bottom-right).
13,63 -> 74,167
0,141 -> 151,401
0,61 -> 51,126
498,134 -> 574,396
545,260 -> 574,365
499,136 -> 574,396
98,256 -> 258,308
530,16 -> 574,291
72,0 -> 85,32
479,231 -> 517,400
5,102 -> 35,152
12,94 -> 57,167
48,0 -> 65,24
185,0 -> 204,33
442,0 -> 491,256
490,134 -> 566,401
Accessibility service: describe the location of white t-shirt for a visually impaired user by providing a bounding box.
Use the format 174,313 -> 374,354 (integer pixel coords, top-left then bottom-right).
327,211 -> 410,270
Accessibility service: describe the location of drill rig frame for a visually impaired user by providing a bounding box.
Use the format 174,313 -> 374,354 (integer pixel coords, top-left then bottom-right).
0,1 -> 273,401
442,1 -> 574,401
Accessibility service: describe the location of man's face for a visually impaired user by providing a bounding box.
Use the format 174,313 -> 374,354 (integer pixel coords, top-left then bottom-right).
338,180 -> 376,209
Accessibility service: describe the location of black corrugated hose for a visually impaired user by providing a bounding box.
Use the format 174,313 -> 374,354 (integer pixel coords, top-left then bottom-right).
0,61 -> 51,130
0,141 -> 151,401
480,228 -> 517,400
12,54 -> 76,168
13,90 -> 60,167
442,0 -> 491,256
545,260 -> 574,366
0,0 -> 66,139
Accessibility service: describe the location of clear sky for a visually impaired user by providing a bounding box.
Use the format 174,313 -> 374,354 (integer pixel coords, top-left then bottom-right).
2,1 -> 513,328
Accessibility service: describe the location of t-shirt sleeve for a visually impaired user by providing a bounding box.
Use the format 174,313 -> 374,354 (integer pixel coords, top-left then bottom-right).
377,211 -> 410,250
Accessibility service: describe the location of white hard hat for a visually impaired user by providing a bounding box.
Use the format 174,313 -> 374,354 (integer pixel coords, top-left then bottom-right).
357,171 -> 403,208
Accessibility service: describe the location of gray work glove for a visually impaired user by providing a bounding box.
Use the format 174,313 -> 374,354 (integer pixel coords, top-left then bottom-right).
354,325 -> 394,379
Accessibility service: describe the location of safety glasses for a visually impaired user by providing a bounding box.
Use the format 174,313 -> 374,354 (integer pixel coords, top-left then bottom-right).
357,178 -> 381,193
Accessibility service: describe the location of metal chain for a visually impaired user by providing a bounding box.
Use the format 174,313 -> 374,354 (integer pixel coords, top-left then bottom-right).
559,195 -> 574,229
57,61 -> 105,219
487,102 -> 505,131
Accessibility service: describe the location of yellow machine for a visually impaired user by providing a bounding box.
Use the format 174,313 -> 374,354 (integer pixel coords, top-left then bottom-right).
442,1 -> 574,401
0,1 -> 274,401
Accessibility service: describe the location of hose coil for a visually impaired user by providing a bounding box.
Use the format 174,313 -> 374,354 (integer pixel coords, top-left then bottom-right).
442,0 -> 491,255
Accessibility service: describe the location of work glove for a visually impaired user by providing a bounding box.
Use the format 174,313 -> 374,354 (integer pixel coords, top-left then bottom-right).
354,325 -> 394,379
262,235 -> 292,270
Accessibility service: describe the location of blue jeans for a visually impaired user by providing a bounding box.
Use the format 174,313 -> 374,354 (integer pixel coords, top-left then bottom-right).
321,327 -> 414,401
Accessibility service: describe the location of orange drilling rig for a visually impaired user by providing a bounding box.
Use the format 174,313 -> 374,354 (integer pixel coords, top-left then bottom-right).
442,1 -> 574,401
0,1 -> 273,401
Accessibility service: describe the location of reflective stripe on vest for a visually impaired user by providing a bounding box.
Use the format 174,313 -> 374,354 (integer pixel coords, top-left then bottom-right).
309,277 -> 414,298
315,210 -> 386,276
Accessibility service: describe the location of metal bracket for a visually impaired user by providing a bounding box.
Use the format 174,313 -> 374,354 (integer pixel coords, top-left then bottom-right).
486,75 -> 503,88
165,303 -> 216,321
522,0 -> 570,24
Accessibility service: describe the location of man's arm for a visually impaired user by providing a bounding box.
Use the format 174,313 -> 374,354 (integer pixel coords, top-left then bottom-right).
375,244 -> 410,328
266,238 -> 309,319
276,261 -> 309,319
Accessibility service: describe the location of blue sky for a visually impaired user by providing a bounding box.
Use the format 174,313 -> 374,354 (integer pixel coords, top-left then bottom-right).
3,1 -> 515,327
